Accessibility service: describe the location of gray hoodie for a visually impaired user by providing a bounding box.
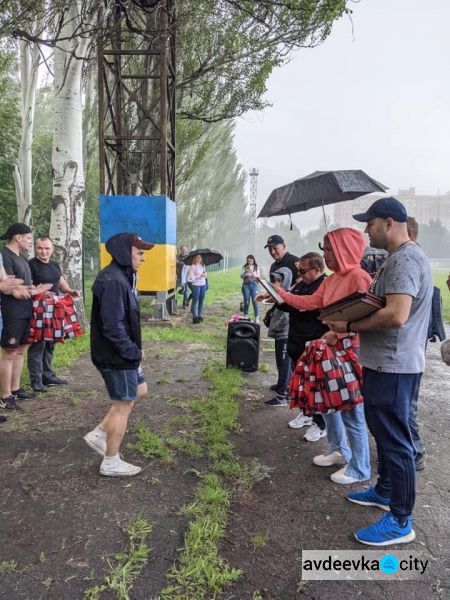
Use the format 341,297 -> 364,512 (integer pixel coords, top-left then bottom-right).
267,267 -> 292,340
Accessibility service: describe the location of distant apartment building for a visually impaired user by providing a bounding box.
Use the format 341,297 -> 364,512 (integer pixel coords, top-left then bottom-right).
334,188 -> 450,230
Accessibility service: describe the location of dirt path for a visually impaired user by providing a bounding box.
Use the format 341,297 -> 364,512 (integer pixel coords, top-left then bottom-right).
0,301 -> 449,599
221,330 -> 450,599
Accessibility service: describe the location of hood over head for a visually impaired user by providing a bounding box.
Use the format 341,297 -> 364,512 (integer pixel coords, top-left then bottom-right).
326,228 -> 366,274
271,266 -> 293,290
105,232 -> 154,269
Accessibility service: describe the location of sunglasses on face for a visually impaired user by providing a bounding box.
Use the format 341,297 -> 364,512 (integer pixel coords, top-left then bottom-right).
294,262 -> 316,275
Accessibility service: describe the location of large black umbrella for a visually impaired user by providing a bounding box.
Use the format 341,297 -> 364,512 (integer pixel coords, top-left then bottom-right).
258,170 -> 388,218
182,248 -> 223,266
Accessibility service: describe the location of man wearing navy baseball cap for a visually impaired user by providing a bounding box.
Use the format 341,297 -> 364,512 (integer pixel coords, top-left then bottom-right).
324,196 -> 433,546
260,234 -> 299,407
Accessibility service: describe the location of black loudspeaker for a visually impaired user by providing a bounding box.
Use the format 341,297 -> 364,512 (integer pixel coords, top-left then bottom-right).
226,320 -> 260,372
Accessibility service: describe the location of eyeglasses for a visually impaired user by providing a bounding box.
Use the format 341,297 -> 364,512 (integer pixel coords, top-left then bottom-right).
294,262 -> 316,275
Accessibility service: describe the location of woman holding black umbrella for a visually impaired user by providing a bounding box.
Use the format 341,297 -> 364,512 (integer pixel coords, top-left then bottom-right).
188,254 -> 207,324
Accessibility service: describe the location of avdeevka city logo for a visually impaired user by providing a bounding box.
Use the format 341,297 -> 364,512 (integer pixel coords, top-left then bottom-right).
380,554 -> 399,574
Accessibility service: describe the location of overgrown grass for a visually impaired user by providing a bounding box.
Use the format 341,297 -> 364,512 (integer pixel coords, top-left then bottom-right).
250,532 -> 269,552
433,269 -> 450,322
0,559 -> 17,573
128,422 -> 173,462
159,360 -> 272,599
85,516 -> 152,600
161,475 -> 242,599
205,267 -> 241,305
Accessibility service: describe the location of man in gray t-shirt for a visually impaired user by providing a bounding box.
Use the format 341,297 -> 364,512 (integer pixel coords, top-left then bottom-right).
324,197 -> 433,548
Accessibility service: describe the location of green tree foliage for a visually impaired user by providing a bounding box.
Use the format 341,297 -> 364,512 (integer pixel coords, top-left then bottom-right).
177,0 -> 349,122
0,51 -> 20,233
177,120 -> 248,252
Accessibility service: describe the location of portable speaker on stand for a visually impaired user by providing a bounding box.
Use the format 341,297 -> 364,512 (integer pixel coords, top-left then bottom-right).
226,319 -> 260,372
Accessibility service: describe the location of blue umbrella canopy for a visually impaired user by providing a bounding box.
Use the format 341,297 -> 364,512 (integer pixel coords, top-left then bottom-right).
258,170 -> 388,218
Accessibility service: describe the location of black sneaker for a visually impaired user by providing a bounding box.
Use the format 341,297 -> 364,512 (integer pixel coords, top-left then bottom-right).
265,397 -> 288,407
43,376 -> 68,385
31,383 -> 48,393
12,388 -> 35,400
0,415 -> 7,423
5,396 -> 22,410
415,456 -> 425,472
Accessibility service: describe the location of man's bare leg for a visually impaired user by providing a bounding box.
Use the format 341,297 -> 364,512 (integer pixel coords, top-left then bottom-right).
104,400 -> 133,457
11,346 -> 26,392
0,349 -> 16,398
99,381 -> 147,433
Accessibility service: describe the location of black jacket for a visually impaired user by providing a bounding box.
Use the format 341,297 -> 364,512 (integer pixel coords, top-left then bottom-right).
279,274 -> 329,362
90,235 -> 142,370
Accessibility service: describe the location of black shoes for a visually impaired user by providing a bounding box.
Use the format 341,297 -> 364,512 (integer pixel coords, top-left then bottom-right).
31,383 -> 48,393
12,388 -> 35,400
192,316 -> 204,324
415,456 -> 425,472
4,395 -> 22,410
43,376 -> 68,385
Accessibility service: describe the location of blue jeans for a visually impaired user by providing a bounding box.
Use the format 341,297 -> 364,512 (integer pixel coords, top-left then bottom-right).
183,283 -> 193,308
322,403 -> 371,480
191,284 -> 206,317
275,338 -> 291,399
362,368 -> 420,521
242,282 -> 259,318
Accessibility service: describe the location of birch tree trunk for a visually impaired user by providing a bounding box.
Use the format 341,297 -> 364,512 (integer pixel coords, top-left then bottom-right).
49,2 -> 91,321
13,33 -> 42,227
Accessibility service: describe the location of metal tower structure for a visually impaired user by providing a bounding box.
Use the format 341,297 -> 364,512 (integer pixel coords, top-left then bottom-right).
248,167 -> 259,255
98,0 -> 176,199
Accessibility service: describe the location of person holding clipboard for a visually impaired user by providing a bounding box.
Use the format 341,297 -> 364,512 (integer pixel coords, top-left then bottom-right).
271,227 -> 372,487
259,235 -> 298,407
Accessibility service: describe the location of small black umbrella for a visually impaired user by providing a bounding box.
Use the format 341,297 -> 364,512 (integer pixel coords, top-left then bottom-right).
182,248 -> 223,266
258,170 -> 388,218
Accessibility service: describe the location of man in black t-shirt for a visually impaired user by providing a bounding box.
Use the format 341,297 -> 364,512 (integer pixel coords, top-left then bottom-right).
0,224 -> 51,410
28,237 -> 79,392
259,235 -> 299,407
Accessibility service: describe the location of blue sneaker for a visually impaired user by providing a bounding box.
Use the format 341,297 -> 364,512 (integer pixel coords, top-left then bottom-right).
354,513 -> 415,546
347,486 -> 390,511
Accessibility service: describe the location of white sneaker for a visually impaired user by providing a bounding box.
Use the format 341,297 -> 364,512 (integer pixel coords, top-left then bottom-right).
254,317 -> 260,324
100,456 -> 142,477
83,428 -> 107,456
303,422 -> 327,442
288,412 -> 312,429
330,466 -> 366,485
313,451 -> 347,467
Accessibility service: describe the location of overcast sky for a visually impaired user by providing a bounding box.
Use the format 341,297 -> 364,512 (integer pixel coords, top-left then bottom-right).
234,0 -> 450,232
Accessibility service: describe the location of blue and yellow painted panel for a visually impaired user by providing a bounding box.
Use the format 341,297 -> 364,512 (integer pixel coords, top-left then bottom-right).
99,195 -> 176,292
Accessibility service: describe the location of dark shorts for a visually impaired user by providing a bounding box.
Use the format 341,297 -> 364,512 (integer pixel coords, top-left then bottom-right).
99,364 -> 145,401
1,318 -> 31,349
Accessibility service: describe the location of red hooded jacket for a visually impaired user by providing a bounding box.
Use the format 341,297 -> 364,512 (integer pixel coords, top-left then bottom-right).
277,228 -> 372,311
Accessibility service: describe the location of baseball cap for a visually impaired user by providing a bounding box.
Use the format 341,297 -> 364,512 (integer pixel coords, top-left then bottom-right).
131,234 -> 154,250
353,197 -> 407,223
0,223 -> 32,240
106,232 -> 154,254
264,234 -> 285,248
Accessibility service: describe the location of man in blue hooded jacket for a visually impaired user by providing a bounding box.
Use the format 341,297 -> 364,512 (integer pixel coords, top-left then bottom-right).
84,232 -> 154,477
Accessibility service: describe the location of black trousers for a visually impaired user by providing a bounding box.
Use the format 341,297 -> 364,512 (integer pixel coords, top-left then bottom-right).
27,340 -> 56,385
